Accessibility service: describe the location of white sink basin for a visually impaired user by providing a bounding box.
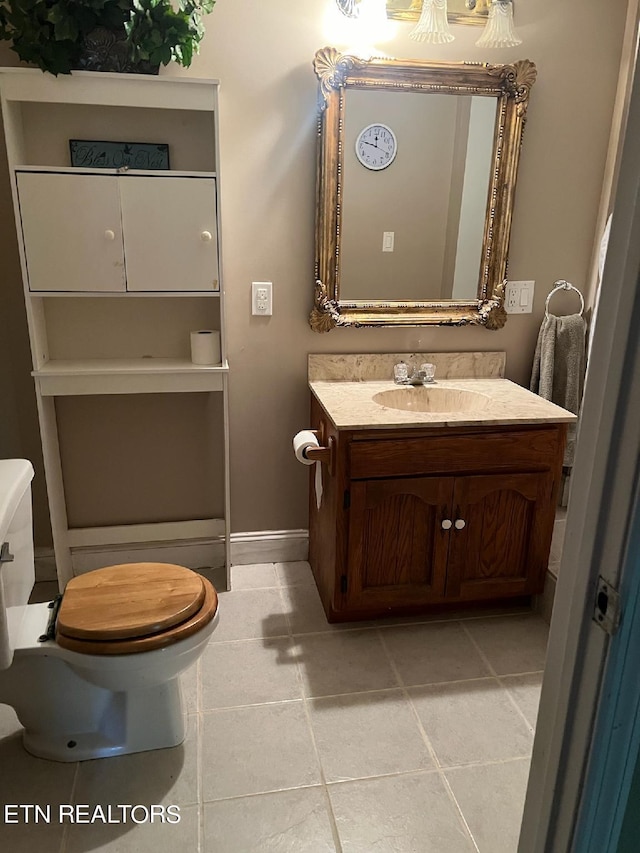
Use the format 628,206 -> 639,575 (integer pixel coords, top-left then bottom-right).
372,386 -> 493,413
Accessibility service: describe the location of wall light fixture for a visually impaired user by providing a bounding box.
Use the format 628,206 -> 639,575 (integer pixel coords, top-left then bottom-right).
409,0 -> 455,43
475,0 -> 521,48
335,0 -> 521,48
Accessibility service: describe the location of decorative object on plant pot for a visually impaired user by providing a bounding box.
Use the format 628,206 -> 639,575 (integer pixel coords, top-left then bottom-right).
0,0 -> 217,76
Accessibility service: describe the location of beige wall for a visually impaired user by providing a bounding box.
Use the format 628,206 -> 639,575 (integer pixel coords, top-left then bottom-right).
0,0 -> 629,545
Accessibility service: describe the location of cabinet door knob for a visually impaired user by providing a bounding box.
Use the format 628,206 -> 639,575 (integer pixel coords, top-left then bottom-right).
441,519 -> 452,530
454,519 -> 466,530
200,230 -> 213,242
104,229 -> 115,241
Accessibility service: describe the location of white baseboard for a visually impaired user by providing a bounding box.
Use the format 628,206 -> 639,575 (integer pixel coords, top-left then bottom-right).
66,529 -> 309,575
71,540 -> 226,575
230,529 -> 309,566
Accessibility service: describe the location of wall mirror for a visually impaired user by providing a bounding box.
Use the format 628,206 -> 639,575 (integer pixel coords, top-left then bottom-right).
310,47 -> 536,332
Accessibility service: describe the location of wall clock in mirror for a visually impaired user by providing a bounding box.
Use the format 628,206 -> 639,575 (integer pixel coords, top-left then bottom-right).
355,123 -> 397,171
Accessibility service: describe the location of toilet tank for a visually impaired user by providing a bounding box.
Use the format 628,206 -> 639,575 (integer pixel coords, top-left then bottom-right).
0,460 -> 35,669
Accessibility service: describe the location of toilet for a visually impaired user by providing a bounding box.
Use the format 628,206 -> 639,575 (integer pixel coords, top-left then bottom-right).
0,458 -> 219,762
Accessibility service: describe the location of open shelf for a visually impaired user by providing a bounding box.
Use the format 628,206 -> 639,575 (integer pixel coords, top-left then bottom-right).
15,166 -> 217,178
34,358 -> 228,396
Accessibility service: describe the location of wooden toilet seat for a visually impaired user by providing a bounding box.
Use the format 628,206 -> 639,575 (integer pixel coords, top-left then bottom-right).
55,563 -> 218,655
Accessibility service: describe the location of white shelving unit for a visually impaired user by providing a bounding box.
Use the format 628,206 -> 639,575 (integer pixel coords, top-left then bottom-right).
0,68 -> 230,590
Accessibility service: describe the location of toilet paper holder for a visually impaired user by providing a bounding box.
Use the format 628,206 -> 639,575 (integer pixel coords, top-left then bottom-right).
305,428 -> 335,475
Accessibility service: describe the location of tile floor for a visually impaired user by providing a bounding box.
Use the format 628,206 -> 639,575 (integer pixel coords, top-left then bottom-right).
2,561 -> 548,852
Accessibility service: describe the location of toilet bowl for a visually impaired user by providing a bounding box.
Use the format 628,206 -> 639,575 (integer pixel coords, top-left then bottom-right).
0,459 -> 219,762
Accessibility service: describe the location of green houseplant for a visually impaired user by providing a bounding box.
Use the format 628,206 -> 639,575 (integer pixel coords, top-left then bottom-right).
0,0 -> 216,75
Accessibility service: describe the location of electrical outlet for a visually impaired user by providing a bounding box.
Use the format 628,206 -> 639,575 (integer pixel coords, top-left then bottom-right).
251,281 -> 273,316
505,280 -> 535,314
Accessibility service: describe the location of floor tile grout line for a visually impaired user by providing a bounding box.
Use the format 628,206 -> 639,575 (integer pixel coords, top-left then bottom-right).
196,711 -> 204,853
498,669 -> 545,680
496,675 -> 539,732
377,627 -> 480,853
209,633 -> 291,645
460,622 -> 538,735
286,608 -> 534,637
437,769 -> 482,853
202,673 -> 543,712
443,755 -> 533,773
199,781 -> 330,806
58,761 -> 80,853
191,760 -> 537,805
306,685 -> 409,703
325,766 -> 442,788
195,655 -> 204,852
403,674 -> 504,692
300,692 -> 344,853
207,612 -> 540,645
458,621 -> 499,676
320,785 -> 344,853
201,697 -> 307,717
376,628 -> 437,767
406,685 -> 481,853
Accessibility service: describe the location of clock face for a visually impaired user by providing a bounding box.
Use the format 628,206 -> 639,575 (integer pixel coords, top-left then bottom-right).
355,124 -> 397,171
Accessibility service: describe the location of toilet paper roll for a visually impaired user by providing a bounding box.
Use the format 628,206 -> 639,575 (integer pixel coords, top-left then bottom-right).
293,430 -> 324,510
293,430 -> 319,465
190,330 -> 221,365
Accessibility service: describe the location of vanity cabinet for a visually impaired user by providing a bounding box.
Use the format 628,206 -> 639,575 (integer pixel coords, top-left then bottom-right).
309,393 -> 566,622
1,70 -> 229,590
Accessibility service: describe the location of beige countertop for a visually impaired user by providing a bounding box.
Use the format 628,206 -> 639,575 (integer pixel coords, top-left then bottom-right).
309,378 -> 577,430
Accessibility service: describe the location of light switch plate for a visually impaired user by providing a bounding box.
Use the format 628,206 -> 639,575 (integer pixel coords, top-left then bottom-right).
252,281 -> 272,316
382,231 -> 394,252
505,280 -> 535,314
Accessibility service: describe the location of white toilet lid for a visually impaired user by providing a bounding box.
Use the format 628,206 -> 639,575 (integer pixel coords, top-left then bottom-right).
56,563 -> 206,641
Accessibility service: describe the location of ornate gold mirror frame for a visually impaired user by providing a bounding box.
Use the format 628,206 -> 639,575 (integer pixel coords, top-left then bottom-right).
310,47 -> 536,332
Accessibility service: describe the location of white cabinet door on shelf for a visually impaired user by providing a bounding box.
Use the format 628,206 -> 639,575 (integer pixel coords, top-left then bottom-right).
16,171 -> 219,294
17,172 -> 126,293
120,176 -> 219,292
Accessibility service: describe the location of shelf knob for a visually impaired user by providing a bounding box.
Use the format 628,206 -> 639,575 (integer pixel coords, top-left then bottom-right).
441,519 -> 452,530
200,231 -> 213,242
104,229 -> 115,241
454,519 -> 466,530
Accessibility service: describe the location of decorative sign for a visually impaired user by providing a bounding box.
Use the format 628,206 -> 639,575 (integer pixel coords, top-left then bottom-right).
69,140 -> 170,170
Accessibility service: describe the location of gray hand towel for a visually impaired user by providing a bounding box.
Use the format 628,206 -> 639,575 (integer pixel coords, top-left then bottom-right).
530,313 -> 587,467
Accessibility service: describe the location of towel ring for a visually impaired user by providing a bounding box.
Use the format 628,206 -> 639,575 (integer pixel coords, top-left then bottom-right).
545,280 -> 585,319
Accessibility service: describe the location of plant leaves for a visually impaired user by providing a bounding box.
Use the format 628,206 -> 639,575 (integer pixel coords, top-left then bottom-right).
0,0 -> 214,72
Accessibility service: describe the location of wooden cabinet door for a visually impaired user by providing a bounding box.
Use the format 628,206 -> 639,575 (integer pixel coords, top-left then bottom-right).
446,472 -> 554,600
346,477 -> 454,611
17,172 -> 126,292
119,176 -> 218,292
